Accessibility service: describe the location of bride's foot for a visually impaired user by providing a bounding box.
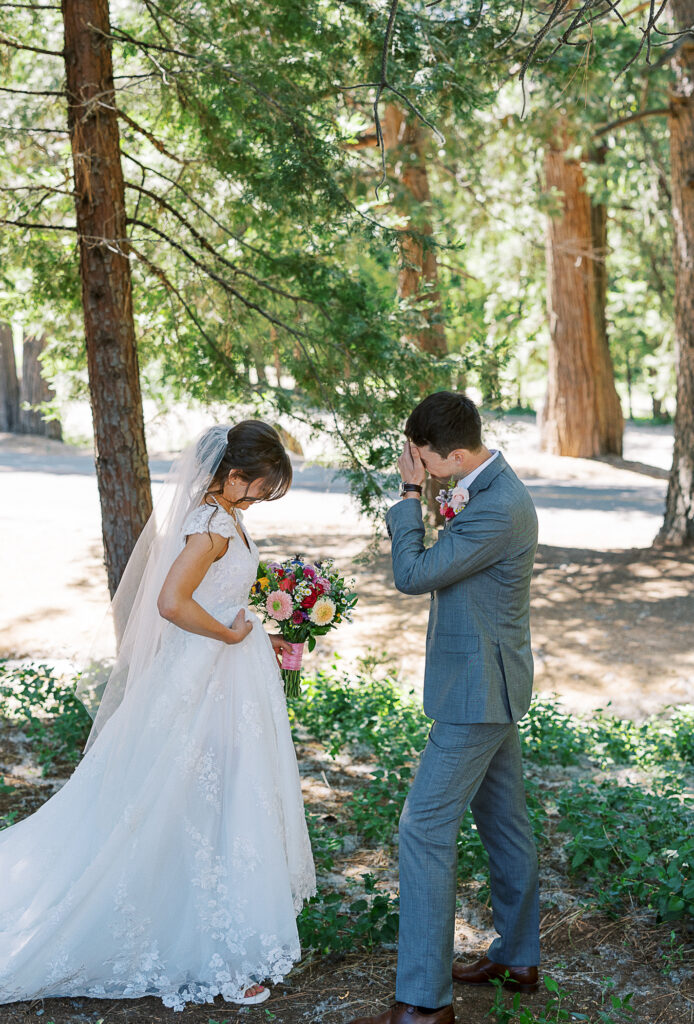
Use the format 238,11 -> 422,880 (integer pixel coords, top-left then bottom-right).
233,983 -> 271,1005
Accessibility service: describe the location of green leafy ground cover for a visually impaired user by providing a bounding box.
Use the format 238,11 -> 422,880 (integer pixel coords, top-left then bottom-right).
0,660 -> 692,1022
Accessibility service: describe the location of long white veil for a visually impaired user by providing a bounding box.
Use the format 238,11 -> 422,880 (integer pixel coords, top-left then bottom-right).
77,424 -> 232,752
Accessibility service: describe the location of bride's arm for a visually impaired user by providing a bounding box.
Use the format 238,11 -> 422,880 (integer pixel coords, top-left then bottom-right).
157,533 -> 253,644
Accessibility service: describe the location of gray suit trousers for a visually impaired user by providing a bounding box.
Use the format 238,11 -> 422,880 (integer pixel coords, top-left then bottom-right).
395,721 -> 540,1008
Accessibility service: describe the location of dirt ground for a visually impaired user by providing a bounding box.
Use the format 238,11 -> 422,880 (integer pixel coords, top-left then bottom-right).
1,721 -> 693,1024
1,698 -> 693,1024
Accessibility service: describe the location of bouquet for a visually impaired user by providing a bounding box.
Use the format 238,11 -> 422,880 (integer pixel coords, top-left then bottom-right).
250,556 -> 357,697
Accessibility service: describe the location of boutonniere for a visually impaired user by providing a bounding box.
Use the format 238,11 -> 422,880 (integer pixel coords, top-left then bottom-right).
436,478 -> 470,521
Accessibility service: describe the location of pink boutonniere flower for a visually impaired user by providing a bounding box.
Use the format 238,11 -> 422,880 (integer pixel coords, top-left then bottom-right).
436,479 -> 470,521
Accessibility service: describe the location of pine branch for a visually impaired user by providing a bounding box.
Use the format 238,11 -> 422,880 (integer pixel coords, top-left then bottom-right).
122,150 -> 256,251
124,180 -> 318,307
0,183 -> 72,196
128,243 -> 244,376
0,85 -> 64,96
372,0 -> 445,200
112,106 -> 189,164
0,124 -> 68,133
127,215 -> 376,476
0,33 -> 63,56
594,106 -> 669,135
0,217 -> 76,230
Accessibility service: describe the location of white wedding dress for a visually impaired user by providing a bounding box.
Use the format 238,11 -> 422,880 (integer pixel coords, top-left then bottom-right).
0,503 -> 316,1011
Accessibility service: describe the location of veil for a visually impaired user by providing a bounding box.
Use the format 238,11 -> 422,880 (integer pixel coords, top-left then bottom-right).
77,424 -> 232,752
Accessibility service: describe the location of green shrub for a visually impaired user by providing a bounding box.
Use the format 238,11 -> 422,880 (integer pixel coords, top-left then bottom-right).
297,874 -> 399,954
557,779 -> 694,921
0,661 -> 92,775
519,697 -> 591,766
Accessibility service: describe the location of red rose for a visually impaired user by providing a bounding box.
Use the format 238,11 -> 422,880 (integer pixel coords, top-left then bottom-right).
279,574 -> 296,592
443,506 -> 455,520
301,591 -> 319,609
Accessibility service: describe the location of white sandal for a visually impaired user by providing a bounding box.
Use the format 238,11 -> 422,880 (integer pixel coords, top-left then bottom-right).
230,984 -> 271,1006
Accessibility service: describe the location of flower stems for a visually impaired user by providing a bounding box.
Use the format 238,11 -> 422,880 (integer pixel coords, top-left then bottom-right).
282,668 -> 302,698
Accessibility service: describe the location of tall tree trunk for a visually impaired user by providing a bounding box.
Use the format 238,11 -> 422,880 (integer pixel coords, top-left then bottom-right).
62,0 -> 152,596
383,106 -> 447,358
658,0 -> 694,545
0,323 -> 19,433
541,136 -> 624,457
18,334 -> 62,439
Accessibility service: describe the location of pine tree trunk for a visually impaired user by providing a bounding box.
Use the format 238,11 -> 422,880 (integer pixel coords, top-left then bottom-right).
18,334 -> 62,439
0,323 -> 19,433
658,0 -> 694,545
541,137 -> 624,457
383,106 -> 447,357
62,0 -> 152,596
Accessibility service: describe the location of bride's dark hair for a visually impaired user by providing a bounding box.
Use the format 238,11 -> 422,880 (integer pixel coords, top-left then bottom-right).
203,420 -> 292,506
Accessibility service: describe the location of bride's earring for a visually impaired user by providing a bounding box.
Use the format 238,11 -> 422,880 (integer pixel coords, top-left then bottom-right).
223,473 -> 239,517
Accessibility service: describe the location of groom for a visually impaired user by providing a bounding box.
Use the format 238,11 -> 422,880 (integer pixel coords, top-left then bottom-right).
348,391 -> 540,1024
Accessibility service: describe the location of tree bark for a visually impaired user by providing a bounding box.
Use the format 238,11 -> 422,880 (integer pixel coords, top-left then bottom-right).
0,323 -> 19,433
658,0 -> 694,546
541,137 -> 624,457
62,0 -> 152,595
383,106 -> 447,358
18,334 -> 62,439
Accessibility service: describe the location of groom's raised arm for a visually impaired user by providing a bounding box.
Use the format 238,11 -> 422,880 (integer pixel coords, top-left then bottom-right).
386,498 -> 512,595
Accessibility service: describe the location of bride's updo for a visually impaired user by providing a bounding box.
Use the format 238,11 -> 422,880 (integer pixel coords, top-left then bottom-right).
201,420 -> 292,504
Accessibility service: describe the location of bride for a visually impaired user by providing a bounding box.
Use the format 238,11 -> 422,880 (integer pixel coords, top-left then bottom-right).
0,421 -> 316,1011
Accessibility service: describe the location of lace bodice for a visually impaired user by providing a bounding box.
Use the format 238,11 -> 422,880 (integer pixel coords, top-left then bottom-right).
181,502 -> 259,616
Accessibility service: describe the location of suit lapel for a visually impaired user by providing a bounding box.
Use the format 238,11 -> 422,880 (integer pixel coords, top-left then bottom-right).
439,453 -> 507,532
467,452 -> 507,498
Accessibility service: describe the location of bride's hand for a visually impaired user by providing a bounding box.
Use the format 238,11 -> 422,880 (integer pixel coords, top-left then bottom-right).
226,609 -> 253,644
269,633 -> 293,667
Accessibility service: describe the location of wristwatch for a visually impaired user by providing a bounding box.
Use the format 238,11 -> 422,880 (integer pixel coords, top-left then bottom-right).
400,483 -> 423,497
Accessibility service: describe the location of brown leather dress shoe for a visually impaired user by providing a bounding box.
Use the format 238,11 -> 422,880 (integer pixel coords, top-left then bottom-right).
347,1001 -> 455,1024
452,955 -> 538,993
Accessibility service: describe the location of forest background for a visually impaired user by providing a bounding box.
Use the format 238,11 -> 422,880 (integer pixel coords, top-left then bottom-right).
1,2 -> 694,1023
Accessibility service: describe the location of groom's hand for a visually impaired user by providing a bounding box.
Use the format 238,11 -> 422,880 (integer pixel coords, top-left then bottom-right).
398,441 -> 426,487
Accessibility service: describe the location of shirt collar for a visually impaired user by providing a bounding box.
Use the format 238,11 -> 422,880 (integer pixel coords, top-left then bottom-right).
459,449 -> 500,490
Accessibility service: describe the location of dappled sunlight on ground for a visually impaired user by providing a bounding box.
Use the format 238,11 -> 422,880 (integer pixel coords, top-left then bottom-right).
1,418 -> 692,718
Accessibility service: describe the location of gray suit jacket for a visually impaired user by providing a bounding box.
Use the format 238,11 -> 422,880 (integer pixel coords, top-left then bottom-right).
386,454 -> 538,724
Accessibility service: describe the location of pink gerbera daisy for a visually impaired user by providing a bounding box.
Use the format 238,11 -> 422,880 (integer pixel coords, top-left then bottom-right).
265,590 -> 293,621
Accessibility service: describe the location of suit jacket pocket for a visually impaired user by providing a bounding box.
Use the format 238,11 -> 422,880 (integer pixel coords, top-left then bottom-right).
436,633 -> 479,653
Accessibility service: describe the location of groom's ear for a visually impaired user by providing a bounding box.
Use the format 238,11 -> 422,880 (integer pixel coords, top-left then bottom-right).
449,448 -> 469,465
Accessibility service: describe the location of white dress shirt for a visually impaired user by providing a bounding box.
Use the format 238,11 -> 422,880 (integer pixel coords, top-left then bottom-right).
458,449 -> 500,490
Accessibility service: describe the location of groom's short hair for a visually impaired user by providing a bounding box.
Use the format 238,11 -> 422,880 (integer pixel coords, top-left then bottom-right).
405,391 -> 482,456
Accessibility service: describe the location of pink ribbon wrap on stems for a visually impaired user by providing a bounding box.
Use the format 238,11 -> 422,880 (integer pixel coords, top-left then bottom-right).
283,642 -> 304,671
